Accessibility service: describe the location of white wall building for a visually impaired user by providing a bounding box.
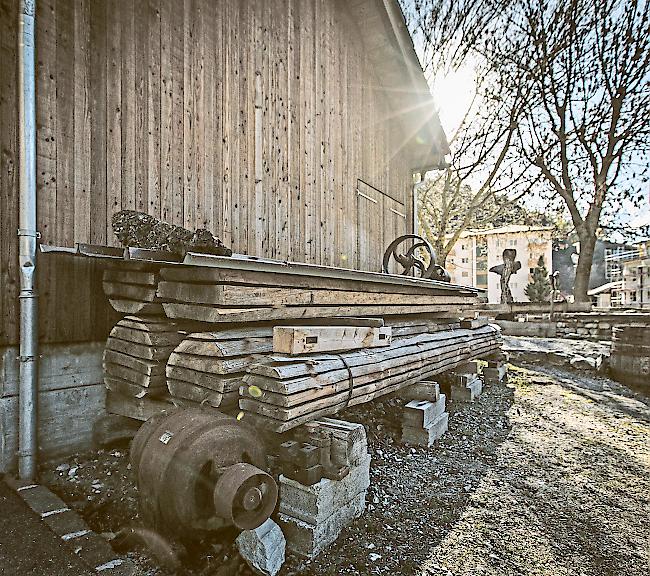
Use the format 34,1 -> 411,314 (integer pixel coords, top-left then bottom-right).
446,225 -> 554,303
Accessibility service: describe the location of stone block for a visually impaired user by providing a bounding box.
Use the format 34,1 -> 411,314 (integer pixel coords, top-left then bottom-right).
279,454 -> 370,524
401,412 -> 449,447
236,519 -> 286,576
401,380 -> 440,402
402,395 -> 446,428
278,492 -> 366,559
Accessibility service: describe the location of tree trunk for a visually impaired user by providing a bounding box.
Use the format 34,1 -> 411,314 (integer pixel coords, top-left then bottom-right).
573,231 -> 596,302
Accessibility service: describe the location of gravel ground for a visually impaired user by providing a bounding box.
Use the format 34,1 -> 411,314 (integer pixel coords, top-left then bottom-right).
41,363 -> 650,576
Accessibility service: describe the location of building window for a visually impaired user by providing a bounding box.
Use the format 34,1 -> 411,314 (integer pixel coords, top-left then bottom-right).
529,268 -> 535,274
461,244 -> 466,250
461,257 -> 469,264
476,273 -> 487,285
462,271 -> 469,277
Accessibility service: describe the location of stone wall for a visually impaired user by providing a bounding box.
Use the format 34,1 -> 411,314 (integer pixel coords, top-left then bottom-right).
555,313 -> 650,341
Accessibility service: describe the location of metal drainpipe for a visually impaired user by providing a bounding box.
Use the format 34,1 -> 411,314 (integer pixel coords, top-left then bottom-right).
18,0 -> 39,481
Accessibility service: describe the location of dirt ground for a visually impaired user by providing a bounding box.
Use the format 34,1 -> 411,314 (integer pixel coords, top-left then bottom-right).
41,362 -> 650,576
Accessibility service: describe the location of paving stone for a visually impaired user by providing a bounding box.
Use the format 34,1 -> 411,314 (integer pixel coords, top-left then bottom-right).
69,532 -> 119,568
402,412 -> 449,447
15,484 -> 69,516
278,492 -> 366,559
43,509 -> 90,536
401,380 -> 440,402
402,395 -> 446,428
236,519 -> 285,576
279,454 -> 370,524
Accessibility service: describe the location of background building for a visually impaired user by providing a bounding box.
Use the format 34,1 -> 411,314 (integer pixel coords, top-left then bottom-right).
446,225 -> 553,303
620,241 -> 650,309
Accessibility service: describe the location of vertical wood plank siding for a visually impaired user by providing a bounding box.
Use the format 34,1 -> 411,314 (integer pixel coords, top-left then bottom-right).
0,0 -> 413,346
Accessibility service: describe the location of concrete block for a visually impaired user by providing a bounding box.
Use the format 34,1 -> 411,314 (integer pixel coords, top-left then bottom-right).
402,412 -> 449,447
455,361 -> 479,374
402,395 -> 446,428
452,379 -> 482,402
311,419 -> 366,468
482,365 -> 507,382
278,492 -> 366,559
401,380 -> 439,402
279,454 -> 370,524
236,519 -> 285,576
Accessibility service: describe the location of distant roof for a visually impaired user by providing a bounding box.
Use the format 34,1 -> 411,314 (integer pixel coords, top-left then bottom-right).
458,225 -> 554,238
588,281 -> 623,296
348,0 -> 450,171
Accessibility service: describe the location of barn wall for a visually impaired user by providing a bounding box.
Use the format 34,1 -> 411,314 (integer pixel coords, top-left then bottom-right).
0,0 -> 415,346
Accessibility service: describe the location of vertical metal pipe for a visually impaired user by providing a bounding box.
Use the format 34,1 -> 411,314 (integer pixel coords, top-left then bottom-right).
18,0 -> 39,481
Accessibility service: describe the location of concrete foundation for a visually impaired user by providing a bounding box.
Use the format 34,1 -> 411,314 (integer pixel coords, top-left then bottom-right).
0,342 -> 105,474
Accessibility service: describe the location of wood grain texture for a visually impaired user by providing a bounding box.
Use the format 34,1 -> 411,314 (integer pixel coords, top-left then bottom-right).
1,0 -> 424,346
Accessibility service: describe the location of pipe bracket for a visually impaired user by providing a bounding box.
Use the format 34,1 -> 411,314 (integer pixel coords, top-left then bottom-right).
17,228 -> 41,238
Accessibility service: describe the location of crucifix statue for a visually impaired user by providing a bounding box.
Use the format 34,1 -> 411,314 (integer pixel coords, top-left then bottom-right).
489,248 -> 522,304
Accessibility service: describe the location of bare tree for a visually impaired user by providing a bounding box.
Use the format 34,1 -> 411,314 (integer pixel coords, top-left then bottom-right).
409,0 -> 650,301
415,68 -> 534,266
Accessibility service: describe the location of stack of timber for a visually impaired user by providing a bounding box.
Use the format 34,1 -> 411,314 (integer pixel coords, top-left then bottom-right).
157,257 -> 481,324
103,316 -> 185,400
239,324 -> 502,432
103,267 -> 164,315
165,327 -> 276,411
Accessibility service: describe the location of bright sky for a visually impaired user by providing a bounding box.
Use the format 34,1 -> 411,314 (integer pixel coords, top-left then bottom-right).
430,62 -> 477,137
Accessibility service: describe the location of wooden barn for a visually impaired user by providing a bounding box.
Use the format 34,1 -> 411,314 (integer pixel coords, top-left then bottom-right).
0,0 -> 456,474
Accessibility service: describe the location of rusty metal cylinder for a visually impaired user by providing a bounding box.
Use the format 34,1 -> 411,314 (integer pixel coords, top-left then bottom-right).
610,325 -> 650,389
131,407 -> 277,538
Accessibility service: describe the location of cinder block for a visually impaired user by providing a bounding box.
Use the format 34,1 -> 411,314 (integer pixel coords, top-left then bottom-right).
401,381 -> 440,402
279,454 -> 370,524
439,372 -> 476,386
402,412 -> 449,447
278,491 -> 366,559
402,395 -> 446,428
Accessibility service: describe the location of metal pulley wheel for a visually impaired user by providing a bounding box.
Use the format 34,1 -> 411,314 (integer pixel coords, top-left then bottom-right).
131,407 -> 277,539
381,234 -> 451,282
213,462 -> 278,530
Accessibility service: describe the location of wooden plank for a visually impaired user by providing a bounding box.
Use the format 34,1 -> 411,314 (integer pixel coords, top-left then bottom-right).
102,349 -> 167,376
104,376 -> 157,398
102,361 -> 165,387
167,351 -> 258,375
134,0 -> 149,214
106,0 -> 122,239
167,379 -> 237,406
173,337 -> 273,358
106,336 -> 176,361
110,326 -> 182,347
148,0 -> 161,219
108,299 -> 164,315
158,266 -> 477,297
103,269 -> 158,285
105,390 -> 173,422
273,326 -> 391,355
165,365 -> 243,392
157,282 -> 477,307
73,0 -> 91,243
103,281 -> 158,301
170,0 -> 184,226
163,302 -> 476,324
120,0 -> 136,210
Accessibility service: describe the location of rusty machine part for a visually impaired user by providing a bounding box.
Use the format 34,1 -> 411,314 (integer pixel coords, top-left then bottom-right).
382,234 -> 451,282
130,407 -> 277,538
